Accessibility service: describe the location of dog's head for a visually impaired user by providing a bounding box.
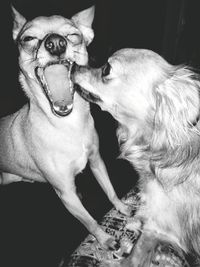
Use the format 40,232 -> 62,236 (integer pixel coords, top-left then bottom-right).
74,48 -> 200,151
12,5 -> 94,116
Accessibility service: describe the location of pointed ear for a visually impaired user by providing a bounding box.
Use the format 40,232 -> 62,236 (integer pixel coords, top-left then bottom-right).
72,6 -> 95,45
11,5 -> 27,41
72,5 -> 95,28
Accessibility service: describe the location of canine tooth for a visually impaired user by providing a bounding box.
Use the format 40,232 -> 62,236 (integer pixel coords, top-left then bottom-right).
41,74 -> 45,83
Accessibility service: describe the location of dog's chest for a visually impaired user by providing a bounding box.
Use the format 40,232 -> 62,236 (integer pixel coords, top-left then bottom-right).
73,144 -> 90,174
44,137 -> 91,178
31,120 -> 93,174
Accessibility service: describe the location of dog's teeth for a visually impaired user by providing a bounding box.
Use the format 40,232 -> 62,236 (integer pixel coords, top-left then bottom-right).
68,62 -> 75,94
41,75 -> 46,83
69,81 -> 73,93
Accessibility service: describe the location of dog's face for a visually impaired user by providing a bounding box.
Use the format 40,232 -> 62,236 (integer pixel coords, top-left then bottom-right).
12,6 -> 94,116
74,48 -> 200,148
74,48 -> 166,123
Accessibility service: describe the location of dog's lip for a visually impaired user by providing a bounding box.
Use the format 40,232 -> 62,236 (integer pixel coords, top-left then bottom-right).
44,59 -> 73,68
74,83 -> 102,103
35,60 -> 74,117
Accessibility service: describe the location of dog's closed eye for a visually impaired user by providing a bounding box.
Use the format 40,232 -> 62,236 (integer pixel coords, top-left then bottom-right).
67,33 -> 82,45
22,36 -> 36,42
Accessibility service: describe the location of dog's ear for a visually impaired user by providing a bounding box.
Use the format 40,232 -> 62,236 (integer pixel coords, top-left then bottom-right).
72,6 -> 95,45
152,66 -> 200,150
11,6 -> 27,41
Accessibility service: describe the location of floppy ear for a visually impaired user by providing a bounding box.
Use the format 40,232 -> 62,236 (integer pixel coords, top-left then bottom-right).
72,6 -> 95,45
11,6 -> 27,41
151,66 -> 200,150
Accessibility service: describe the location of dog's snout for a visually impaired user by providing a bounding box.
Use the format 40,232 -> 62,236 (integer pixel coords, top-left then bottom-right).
73,65 -> 89,80
44,34 -> 67,56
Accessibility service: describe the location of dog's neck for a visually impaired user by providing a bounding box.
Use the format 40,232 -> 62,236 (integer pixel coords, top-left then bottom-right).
118,118 -> 200,190
117,122 -> 151,158
117,120 -> 152,145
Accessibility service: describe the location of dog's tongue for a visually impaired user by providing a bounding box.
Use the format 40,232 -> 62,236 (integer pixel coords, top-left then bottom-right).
44,64 -> 73,116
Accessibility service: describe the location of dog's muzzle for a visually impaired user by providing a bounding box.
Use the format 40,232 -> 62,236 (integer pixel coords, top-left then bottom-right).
35,60 -> 74,117
72,64 -> 102,104
74,83 -> 102,103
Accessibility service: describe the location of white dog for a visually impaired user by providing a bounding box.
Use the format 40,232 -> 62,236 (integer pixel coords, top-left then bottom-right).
0,7 -> 130,250
73,48 -> 200,266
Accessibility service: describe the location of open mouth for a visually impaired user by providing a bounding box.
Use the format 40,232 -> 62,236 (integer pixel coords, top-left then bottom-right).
35,60 -> 74,117
74,83 -> 102,103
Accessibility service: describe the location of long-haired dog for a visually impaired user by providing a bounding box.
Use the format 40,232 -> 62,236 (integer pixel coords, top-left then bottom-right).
73,48 -> 200,265
0,7 -> 130,250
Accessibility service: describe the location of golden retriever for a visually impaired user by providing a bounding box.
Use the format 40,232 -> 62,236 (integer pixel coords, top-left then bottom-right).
73,48 -> 200,266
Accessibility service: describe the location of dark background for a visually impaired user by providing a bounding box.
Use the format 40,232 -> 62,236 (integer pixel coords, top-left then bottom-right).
0,0 -> 200,266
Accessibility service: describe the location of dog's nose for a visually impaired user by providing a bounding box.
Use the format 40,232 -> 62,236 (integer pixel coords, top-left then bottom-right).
44,34 -> 67,56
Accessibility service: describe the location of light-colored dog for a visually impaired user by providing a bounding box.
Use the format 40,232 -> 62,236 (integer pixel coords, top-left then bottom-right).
0,7 -> 130,249
73,48 -> 200,265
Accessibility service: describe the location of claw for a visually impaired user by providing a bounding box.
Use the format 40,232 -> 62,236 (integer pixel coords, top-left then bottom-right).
105,237 -> 120,251
115,201 -> 133,217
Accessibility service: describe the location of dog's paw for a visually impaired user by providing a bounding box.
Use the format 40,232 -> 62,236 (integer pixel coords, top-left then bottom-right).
115,201 -> 133,217
125,218 -> 142,235
95,228 -> 119,250
103,236 -> 120,251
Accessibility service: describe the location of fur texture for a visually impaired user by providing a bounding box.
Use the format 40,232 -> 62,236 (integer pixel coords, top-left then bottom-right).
74,48 -> 200,265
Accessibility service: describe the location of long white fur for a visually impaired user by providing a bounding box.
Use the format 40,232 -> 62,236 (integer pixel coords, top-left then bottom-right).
117,52 -> 200,257
74,48 -> 200,263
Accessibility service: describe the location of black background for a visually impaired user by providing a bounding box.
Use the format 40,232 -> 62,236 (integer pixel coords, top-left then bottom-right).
0,1 -> 200,266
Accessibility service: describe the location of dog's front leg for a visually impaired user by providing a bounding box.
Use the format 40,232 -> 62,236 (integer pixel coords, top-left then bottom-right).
89,135 -> 132,217
0,172 -> 25,184
54,180 -> 118,250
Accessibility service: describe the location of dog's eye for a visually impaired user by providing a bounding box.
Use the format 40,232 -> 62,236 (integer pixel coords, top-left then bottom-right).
22,36 -> 35,42
67,34 -> 82,45
102,63 -> 111,78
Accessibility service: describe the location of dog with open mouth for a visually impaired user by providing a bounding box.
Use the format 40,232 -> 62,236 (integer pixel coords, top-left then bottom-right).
73,48 -> 200,266
0,6 -> 131,250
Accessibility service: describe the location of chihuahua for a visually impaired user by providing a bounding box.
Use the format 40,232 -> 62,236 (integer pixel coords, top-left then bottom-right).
0,7 -> 130,250
73,48 -> 200,266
